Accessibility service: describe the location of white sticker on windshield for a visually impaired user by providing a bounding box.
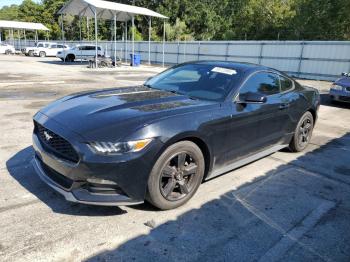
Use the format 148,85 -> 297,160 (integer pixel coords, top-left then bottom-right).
211,67 -> 237,75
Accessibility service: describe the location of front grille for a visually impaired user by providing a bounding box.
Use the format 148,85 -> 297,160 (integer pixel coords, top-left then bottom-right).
40,159 -> 74,190
339,96 -> 350,102
34,121 -> 79,163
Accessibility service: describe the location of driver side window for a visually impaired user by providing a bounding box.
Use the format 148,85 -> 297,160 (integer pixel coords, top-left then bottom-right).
239,72 -> 280,100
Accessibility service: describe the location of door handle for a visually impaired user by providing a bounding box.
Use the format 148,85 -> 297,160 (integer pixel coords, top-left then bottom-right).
279,103 -> 290,110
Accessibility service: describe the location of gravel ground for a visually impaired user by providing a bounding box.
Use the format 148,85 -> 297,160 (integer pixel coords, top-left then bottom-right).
0,55 -> 349,262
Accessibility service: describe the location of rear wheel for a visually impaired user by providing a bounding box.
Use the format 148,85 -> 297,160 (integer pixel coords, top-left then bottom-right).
5,50 -> 11,55
147,141 -> 205,210
289,111 -> 314,152
39,51 -> 46,58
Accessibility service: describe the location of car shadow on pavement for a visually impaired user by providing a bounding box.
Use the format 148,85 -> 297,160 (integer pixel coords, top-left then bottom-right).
6,146 -> 127,216
39,60 -> 90,66
320,93 -> 350,109
84,133 -> 350,262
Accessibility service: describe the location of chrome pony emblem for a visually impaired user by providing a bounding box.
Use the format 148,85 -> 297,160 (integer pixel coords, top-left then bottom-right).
43,131 -> 53,141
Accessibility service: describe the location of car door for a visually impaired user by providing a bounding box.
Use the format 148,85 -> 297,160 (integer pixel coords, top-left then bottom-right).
253,72 -> 291,149
277,75 -> 300,141
48,44 -> 57,56
224,71 -> 289,166
54,45 -> 64,57
87,46 -> 95,58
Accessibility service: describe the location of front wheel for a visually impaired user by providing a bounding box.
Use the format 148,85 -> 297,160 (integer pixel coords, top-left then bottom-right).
289,111 -> 314,152
147,141 -> 205,210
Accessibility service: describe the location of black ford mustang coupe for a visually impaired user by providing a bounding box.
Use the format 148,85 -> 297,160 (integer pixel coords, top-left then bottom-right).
32,61 -> 320,210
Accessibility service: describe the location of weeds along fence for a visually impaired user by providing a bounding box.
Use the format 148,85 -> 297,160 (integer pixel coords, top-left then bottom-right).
13,40 -> 350,81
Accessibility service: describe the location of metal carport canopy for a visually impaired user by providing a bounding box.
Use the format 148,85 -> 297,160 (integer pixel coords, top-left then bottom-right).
0,20 -> 49,48
58,0 -> 168,67
58,0 -> 168,21
0,20 -> 49,31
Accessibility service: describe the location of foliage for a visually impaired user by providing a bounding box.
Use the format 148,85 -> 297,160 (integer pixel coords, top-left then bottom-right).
0,0 -> 349,41
165,18 -> 193,41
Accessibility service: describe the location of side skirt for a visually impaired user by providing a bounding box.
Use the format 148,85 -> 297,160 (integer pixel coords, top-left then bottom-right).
206,144 -> 288,180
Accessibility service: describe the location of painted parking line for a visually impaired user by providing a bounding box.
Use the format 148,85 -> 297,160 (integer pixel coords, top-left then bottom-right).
258,200 -> 335,262
0,81 -> 65,87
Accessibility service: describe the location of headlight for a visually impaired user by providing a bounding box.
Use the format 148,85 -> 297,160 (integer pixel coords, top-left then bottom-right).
88,139 -> 152,155
331,84 -> 343,91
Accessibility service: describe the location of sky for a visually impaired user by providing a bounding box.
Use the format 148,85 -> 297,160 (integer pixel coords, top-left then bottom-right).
0,0 -> 41,8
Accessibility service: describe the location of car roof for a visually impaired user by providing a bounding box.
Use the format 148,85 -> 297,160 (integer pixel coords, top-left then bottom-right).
75,44 -> 101,47
192,60 -> 272,73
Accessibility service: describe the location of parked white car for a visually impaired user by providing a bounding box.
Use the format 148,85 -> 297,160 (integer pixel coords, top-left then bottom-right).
56,44 -> 104,62
33,43 -> 69,57
22,42 -> 51,56
0,43 -> 15,55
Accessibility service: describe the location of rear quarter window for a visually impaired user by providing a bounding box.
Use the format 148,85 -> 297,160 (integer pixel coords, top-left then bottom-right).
280,76 -> 294,92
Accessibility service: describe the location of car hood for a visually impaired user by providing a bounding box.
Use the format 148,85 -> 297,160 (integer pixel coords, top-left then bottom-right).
38,86 -> 217,141
335,77 -> 350,88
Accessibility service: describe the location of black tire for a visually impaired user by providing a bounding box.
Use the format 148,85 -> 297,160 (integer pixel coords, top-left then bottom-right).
65,54 -> 75,62
147,141 -> 205,210
28,50 -> 34,57
5,50 -> 11,55
39,51 -> 46,58
289,111 -> 314,152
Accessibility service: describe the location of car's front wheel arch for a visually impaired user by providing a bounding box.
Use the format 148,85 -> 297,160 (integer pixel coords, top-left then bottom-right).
154,134 -> 212,182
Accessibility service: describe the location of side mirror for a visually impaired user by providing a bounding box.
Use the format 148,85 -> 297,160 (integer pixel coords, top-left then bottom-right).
237,92 -> 267,104
341,72 -> 349,77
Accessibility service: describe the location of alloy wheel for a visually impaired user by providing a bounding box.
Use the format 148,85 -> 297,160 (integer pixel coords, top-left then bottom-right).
160,152 -> 198,201
298,117 -> 312,148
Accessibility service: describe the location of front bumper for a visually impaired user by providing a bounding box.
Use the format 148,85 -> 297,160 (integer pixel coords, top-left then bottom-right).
32,156 -> 143,206
330,89 -> 350,103
32,113 -> 163,206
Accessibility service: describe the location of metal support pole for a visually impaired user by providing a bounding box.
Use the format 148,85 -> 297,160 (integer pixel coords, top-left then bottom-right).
94,7 -> 98,68
61,14 -> 64,42
35,30 -> 38,44
17,30 -> 21,52
87,17 -> 90,41
162,20 -> 165,67
297,41 -> 305,77
148,17 -> 151,65
125,21 -> 128,63
61,14 -> 65,62
79,16 -> 82,63
79,16 -> 82,42
258,42 -> 264,64
184,37 -> 187,62
132,16 -> 135,66
197,41 -> 201,61
225,42 -> 229,61
114,13 -> 117,68
24,30 -> 26,48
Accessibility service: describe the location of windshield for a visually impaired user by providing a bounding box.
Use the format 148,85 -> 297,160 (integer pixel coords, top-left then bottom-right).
145,64 -> 241,101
